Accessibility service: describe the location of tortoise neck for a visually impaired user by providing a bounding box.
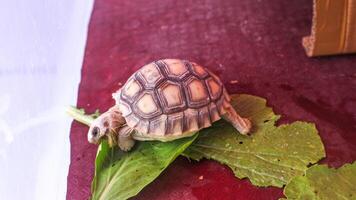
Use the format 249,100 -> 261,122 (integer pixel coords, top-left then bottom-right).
106,106 -> 126,128
103,106 -> 126,146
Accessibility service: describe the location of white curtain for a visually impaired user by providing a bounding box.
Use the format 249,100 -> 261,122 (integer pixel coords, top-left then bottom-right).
0,0 -> 94,199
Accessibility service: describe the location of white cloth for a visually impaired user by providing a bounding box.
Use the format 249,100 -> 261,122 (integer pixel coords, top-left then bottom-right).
0,1 -> 94,199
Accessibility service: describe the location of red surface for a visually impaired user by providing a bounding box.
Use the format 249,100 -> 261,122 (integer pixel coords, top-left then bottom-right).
67,0 -> 356,199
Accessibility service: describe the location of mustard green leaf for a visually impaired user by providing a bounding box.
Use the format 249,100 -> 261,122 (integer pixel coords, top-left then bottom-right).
91,136 -> 197,200
184,94 -> 326,187
283,162 -> 356,200
67,106 -> 197,200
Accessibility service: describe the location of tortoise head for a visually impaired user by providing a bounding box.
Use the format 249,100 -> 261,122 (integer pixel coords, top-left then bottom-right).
87,107 -> 126,144
88,116 -> 109,144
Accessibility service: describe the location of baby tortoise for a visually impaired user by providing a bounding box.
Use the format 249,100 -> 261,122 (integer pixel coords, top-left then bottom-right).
88,59 -> 251,151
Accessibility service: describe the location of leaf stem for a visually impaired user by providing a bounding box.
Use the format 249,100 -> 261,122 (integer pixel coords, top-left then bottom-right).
66,106 -> 95,126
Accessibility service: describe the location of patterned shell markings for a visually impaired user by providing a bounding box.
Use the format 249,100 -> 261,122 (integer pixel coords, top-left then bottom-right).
116,59 -> 229,137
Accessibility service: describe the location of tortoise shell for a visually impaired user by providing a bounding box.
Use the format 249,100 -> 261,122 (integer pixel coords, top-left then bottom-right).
113,59 -> 231,141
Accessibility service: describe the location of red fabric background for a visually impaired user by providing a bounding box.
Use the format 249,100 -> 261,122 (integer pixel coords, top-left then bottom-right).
67,0 -> 356,199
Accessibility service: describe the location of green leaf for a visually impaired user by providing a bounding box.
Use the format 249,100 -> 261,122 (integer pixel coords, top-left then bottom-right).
184,94 -> 326,187
91,136 -> 197,200
282,162 -> 356,200
67,106 -> 197,200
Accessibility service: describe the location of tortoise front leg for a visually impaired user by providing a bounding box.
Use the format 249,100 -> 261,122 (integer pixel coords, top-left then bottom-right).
222,106 -> 251,135
117,126 -> 136,151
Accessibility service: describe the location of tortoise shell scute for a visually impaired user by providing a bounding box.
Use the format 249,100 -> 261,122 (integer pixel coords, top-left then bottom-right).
183,76 -> 210,108
161,59 -> 190,80
121,77 -> 143,102
190,62 -> 209,79
137,62 -> 165,89
157,80 -> 186,113
133,91 -> 162,118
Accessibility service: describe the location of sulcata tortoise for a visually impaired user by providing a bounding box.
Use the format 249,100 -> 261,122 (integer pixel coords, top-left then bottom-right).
88,59 -> 251,151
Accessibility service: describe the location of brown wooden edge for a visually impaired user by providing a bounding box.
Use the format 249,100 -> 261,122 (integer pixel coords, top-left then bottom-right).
303,0 -> 356,57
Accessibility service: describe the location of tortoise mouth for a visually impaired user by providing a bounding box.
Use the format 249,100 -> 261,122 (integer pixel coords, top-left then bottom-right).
88,135 -> 106,144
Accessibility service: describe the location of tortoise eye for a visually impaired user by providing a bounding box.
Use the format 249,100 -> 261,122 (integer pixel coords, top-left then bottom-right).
92,127 -> 100,137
